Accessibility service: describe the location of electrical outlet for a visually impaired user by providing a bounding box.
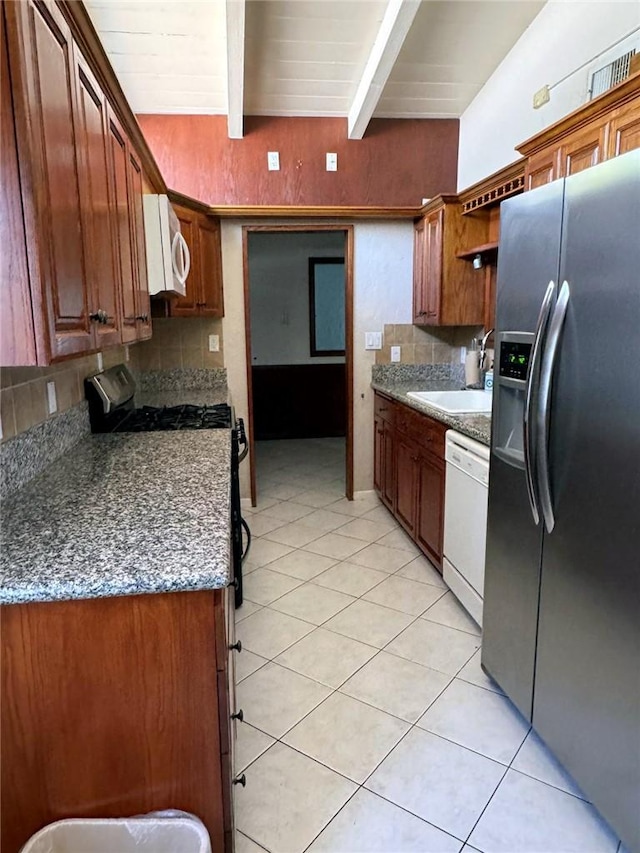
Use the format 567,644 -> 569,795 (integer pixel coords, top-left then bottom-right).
390,346 -> 401,363
47,381 -> 58,415
97,352 -> 103,371
326,152 -> 337,171
208,334 -> 220,352
124,345 -> 130,362
267,151 -> 280,171
460,346 -> 467,364
533,85 -> 550,109
364,332 -> 382,350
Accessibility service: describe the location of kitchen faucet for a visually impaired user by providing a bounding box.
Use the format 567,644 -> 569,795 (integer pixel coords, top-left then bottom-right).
479,329 -> 494,373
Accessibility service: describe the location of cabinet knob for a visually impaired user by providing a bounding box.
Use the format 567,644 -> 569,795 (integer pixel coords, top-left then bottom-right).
229,640 -> 242,652
231,709 -> 244,722
233,774 -> 246,787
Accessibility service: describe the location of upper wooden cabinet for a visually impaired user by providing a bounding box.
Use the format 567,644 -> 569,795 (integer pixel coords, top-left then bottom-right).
1,0 -> 152,365
413,196 -> 487,327
169,204 -> 224,318
519,72 -> 640,189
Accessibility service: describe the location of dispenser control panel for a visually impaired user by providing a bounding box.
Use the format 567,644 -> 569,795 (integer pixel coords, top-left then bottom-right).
499,340 -> 532,382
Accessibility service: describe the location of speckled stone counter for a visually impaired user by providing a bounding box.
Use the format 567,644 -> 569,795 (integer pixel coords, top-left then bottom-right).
371,378 -> 492,446
135,386 -> 230,408
1,430 -> 231,605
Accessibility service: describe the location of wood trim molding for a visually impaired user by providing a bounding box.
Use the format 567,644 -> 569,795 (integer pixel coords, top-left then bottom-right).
517,71 -> 640,156
167,189 -> 213,216
458,158 -> 526,214
210,205 -> 420,220
417,194 -> 460,217
57,0 -> 166,192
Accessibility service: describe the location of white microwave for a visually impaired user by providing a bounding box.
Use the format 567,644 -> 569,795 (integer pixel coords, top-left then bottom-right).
143,195 -> 190,297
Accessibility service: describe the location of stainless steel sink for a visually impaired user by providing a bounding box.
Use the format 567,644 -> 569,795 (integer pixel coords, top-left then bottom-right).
407,390 -> 492,414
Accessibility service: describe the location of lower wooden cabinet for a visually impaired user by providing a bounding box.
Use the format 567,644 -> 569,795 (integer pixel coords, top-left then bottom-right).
1,589 -> 238,853
373,391 -> 446,571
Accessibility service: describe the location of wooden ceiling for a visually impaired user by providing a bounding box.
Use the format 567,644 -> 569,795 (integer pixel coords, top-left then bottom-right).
85,0 -> 545,138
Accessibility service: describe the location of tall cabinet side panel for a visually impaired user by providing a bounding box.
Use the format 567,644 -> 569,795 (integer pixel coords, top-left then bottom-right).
482,179 -> 565,721
533,150 -> 640,852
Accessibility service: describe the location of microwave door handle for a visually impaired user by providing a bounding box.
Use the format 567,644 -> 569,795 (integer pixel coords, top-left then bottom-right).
171,232 -> 191,285
536,280 -> 570,533
523,280 -> 556,525
179,232 -> 191,283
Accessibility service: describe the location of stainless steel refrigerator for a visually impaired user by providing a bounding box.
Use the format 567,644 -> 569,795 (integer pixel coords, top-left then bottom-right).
482,148 -> 640,852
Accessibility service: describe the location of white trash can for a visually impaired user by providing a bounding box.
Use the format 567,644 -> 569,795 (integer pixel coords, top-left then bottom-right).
20,811 -> 212,853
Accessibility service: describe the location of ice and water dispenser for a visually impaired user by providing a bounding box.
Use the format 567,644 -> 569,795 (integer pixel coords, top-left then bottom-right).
492,332 -> 534,469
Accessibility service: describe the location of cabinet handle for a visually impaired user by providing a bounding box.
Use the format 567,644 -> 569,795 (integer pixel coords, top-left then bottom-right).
229,640 -> 242,652
233,774 -> 246,787
135,314 -> 149,323
231,709 -> 244,722
228,578 -> 239,591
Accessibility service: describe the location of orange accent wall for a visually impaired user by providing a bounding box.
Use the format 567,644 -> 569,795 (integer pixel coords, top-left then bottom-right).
137,115 -> 459,207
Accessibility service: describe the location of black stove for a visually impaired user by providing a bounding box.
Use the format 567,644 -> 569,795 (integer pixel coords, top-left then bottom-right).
84,364 -> 249,607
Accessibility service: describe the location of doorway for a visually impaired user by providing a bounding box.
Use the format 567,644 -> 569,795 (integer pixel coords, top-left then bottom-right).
242,225 -> 354,505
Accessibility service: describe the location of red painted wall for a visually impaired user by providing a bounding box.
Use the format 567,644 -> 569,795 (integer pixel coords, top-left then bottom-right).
137,114 -> 459,207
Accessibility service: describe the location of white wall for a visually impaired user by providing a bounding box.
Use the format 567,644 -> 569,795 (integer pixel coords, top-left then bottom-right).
221,220 -> 414,499
248,231 -> 345,365
458,1 -> 640,189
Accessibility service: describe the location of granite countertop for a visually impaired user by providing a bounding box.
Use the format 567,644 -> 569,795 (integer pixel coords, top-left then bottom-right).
135,386 -> 230,408
1,430 -> 231,605
371,378 -> 492,446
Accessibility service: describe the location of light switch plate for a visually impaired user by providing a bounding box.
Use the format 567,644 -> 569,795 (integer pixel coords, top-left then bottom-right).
124,345 -> 130,362
364,331 -> 382,350
267,151 -> 280,171
208,334 -> 220,352
460,346 -> 467,364
0,414 -> 3,441
326,152 -> 337,171
391,346 -> 401,363
47,381 -> 58,415
97,352 -> 103,371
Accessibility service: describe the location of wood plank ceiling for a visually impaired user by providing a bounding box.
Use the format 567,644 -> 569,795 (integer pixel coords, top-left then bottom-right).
85,0 -> 545,138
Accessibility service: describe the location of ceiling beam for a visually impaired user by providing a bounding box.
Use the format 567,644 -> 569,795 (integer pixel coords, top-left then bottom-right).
347,0 -> 421,140
225,0 -> 245,138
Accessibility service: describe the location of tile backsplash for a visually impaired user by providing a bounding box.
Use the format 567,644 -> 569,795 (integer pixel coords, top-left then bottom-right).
377,324 -> 483,366
0,346 -> 130,444
131,318 -> 224,372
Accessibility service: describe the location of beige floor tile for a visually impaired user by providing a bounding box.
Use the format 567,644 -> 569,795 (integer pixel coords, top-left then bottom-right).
264,549 -> 338,581
246,513 -> 287,537
295,489 -> 344,508
330,495 -> 383,517
386,619 -> 480,675
235,723 -> 276,773
235,743 -> 356,853
275,627 -> 377,688
260,501 -> 314,523
422,590 -> 482,635
243,539 -> 295,571
335,517 -> 390,542
511,730 -> 586,798
323,599 -> 413,648
235,607 -> 314,659
307,788 -> 462,853
417,678 -> 530,764
360,505 -> 400,528
242,567 -> 303,605
270,583 -> 355,625
468,769 -> 619,853
340,651 -> 451,723
283,692 -> 409,783
374,527 -> 420,554
303,532 -> 368,560
236,662 -> 331,738
312,561 -> 388,597
396,554 -> 447,587
235,649 -> 269,684
260,482 -> 308,501
301,508 -> 353,532
235,831 -> 268,853
235,600 -> 262,623
263,521 -> 324,548
366,727 -> 505,840
349,543 -> 414,573
457,649 -> 504,695
364,575 -> 447,616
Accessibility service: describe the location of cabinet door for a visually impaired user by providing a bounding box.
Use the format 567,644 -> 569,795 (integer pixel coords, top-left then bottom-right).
170,206 -> 200,316
559,122 -> 607,177
412,217 -> 427,324
106,108 -> 137,344
128,149 -> 151,340
374,415 -> 384,494
525,148 -> 559,190
1,6 -> 36,365
416,451 -> 445,570
382,422 -> 395,511
8,0 -> 93,360
424,208 -> 443,322
395,435 -> 418,536
607,100 -> 640,158
73,47 -> 120,349
198,217 -> 224,317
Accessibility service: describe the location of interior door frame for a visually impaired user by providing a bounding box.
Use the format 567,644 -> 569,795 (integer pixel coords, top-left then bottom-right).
242,224 -> 354,505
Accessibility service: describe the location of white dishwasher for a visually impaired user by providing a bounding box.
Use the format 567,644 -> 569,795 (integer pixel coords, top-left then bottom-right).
443,430 -> 490,628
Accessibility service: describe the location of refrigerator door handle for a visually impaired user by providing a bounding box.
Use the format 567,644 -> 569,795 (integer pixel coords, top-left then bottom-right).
537,280 -> 571,533
523,280 -> 556,525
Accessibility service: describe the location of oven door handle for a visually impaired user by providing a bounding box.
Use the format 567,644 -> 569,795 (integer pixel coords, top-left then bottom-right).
236,418 -> 249,463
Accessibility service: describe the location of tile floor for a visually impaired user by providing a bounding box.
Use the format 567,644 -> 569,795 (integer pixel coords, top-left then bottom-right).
235,438 -> 624,853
